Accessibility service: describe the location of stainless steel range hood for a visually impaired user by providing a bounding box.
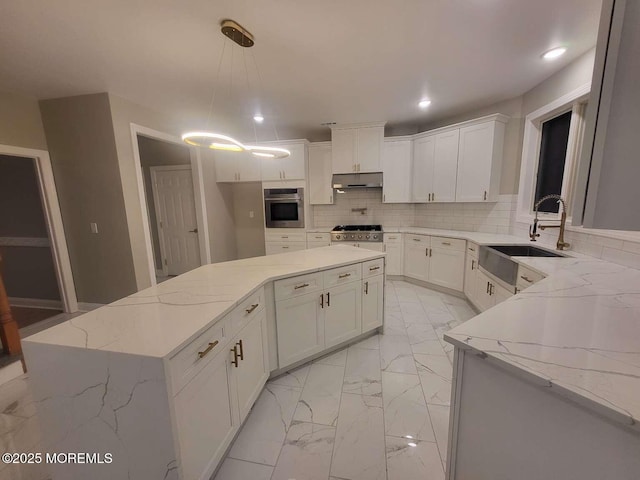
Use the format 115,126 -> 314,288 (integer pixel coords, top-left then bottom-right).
332,172 -> 383,189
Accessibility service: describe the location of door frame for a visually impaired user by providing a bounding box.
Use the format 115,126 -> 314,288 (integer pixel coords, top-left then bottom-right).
0,144 -> 78,313
129,124 -> 211,285
150,165 -> 201,277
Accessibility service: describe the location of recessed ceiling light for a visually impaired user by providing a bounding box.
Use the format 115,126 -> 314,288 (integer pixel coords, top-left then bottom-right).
542,47 -> 567,60
408,442 -> 418,447
253,115 -> 264,123
418,100 -> 431,109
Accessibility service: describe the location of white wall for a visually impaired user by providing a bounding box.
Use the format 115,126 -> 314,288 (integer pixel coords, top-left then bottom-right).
0,90 -> 48,150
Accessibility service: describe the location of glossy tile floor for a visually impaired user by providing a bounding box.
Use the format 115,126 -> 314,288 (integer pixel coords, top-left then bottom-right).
214,280 -> 475,480
0,280 -> 475,480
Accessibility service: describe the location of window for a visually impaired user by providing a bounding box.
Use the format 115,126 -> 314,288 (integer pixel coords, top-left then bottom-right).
516,83 -> 590,224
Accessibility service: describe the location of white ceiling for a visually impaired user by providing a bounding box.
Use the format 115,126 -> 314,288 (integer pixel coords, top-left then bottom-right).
0,0 -> 602,141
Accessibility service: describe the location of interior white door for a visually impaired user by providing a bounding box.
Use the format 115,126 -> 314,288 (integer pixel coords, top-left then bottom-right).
412,135 -> 435,202
432,130 -> 459,202
152,167 -> 201,276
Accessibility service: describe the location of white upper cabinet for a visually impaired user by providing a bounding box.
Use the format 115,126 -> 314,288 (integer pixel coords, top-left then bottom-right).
214,150 -> 261,183
260,142 -> 307,181
411,135 -> 435,203
382,138 -> 412,203
432,130 -> 459,203
331,124 -> 384,174
456,117 -> 507,202
308,142 -> 334,205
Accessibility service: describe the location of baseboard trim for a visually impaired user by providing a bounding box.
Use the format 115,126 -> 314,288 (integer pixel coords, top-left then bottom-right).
8,297 -> 62,310
78,302 -> 105,312
390,276 -> 466,299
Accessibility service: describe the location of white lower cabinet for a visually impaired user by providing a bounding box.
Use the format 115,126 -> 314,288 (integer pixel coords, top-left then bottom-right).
404,235 -> 431,282
383,234 -> 403,275
429,237 -> 465,291
174,348 -> 237,480
324,281 -> 362,348
362,274 -> 384,331
276,290 -> 325,367
474,269 -> 514,312
265,242 -> 306,255
464,253 -> 478,305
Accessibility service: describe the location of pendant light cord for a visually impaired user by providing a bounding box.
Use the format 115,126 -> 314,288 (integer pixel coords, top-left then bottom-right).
250,48 -> 280,142
206,38 -> 228,129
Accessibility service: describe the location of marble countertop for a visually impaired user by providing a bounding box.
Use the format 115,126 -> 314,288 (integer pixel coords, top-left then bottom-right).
445,255 -> 640,431
23,246 -> 384,359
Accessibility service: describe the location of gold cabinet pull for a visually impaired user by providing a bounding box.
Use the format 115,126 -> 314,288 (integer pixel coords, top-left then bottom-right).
471,259 -> 475,270
484,190 -> 487,201
282,246 -> 289,249
281,236 -> 289,239
413,238 -> 421,242
520,275 -> 533,283
369,266 -> 380,271
429,248 -> 432,257
364,281 -> 369,295
294,283 -> 310,290
231,344 -> 240,367
245,303 -> 259,314
486,282 -> 490,294
198,340 -> 219,359
425,247 -> 428,257
320,293 -> 324,308
442,242 -> 451,246
468,247 -> 475,252
237,339 -> 244,361
327,292 -> 330,306
338,273 -> 351,279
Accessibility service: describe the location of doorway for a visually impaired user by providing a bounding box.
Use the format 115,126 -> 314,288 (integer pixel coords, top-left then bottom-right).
136,133 -> 207,282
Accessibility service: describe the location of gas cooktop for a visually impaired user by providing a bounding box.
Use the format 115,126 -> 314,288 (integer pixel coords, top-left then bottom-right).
331,225 -> 383,242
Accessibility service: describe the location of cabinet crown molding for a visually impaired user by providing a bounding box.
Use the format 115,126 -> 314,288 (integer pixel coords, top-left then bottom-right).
412,113 -> 510,140
331,121 -> 386,130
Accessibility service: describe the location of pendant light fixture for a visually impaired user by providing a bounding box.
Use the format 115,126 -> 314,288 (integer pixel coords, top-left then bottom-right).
182,20 -> 290,159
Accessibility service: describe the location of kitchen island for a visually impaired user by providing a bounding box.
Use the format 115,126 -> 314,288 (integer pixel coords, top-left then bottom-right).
23,245 -> 385,480
444,256 -> 640,479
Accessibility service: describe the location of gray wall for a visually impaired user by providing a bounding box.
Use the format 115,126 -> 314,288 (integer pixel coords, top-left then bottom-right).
0,90 -> 48,150
137,135 -> 191,270
232,183 -> 265,259
40,93 -> 138,304
0,155 -> 60,300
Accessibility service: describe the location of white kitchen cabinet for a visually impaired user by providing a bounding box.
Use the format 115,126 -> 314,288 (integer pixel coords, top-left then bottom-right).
306,232 -> 331,248
411,135 -> 435,202
308,143 -> 333,204
456,117 -> 506,202
383,233 -> 403,276
464,253 -> 478,306
276,290 -> 325,367
432,130 -> 459,203
516,264 -> 545,293
265,242 -> 306,255
324,281 -> 362,348
362,274 -> 384,331
214,150 -> 261,183
404,234 -> 430,282
382,138 -> 412,203
429,242 -> 465,291
174,346 -> 238,480
333,242 -> 385,252
492,281 -> 513,305
231,310 -> 269,421
260,142 -> 307,181
474,269 -> 514,312
331,124 -> 384,173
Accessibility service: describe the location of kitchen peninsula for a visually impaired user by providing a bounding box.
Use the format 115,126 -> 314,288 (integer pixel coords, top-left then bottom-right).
22,245 -> 385,480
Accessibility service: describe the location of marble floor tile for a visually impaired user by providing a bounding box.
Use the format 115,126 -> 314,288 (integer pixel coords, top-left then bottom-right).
394,287 -> 420,303
410,338 -> 448,356
330,393 -> 386,480
399,302 -> 427,319
405,323 -> 439,346
382,372 -> 435,441
269,364 -> 310,389
417,294 -> 450,314
228,383 -> 301,465
427,404 -> 451,468
379,335 -> 417,374
352,334 -> 380,350
315,348 -> 348,367
343,347 -> 382,396
415,354 -> 454,406
446,302 -> 476,323
386,436 -> 445,480
213,458 -> 273,480
293,364 -> 345,426
271,422 -> 336,480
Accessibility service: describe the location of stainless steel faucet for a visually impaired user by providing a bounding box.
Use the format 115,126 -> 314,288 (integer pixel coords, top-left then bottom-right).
529,194 -> 571,251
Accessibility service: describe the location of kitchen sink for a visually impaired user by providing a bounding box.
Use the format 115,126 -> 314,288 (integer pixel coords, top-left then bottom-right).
479,244 -> 566,286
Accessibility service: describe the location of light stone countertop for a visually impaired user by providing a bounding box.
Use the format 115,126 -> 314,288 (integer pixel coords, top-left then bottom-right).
23,246 -> 384,359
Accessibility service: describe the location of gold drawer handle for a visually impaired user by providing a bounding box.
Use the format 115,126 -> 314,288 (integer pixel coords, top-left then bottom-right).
413,238 -> 421,242
198,340 -> 219,359
442,242 -> 451,246
245,303 -> 259,314
315,236 -> 323,239
388,236 -> 397,239
520,275 -> 533,283
339,273 -> 351,279
281,236 -> 289,239
369,266 -> 380,271
294,283 -> 310,290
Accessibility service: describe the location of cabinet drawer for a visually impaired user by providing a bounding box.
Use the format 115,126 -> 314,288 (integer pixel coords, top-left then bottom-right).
431,236 -> 466,252
405,234 -> 430,245
384,233 -> 403,243
467,241 -> 479,258
516,265 -> 545,290
229,287 -> 265,335
275,272 -> 323,301
265,242 -> 306,255
170,317 -> 228,394
323,263 -> 362,287
265,231 -> 306,242
362,258 -> 384,278
306,232 -> 331,243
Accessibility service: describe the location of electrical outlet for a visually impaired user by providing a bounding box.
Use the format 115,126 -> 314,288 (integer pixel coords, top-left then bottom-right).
249,211 -> 254,218
90,223 -> 99,234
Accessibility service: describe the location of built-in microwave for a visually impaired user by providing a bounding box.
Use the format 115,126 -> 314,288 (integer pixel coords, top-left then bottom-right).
264,188 -> 305,228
